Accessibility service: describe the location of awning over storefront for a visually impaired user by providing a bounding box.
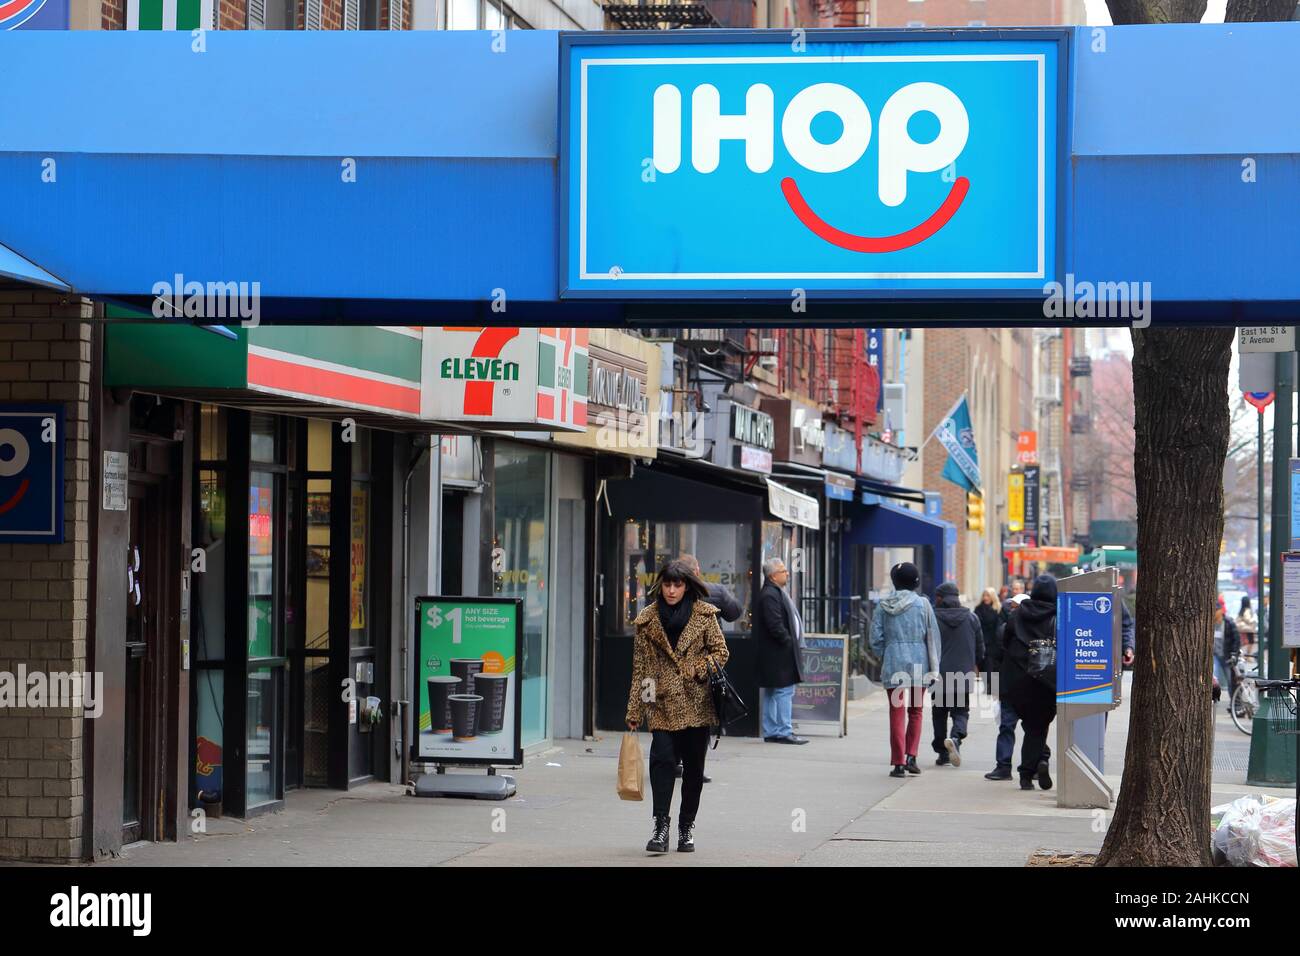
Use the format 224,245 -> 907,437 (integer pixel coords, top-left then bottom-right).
841,500 -> 956,598
2,26 -> 1299,321
766,478 -> 820,531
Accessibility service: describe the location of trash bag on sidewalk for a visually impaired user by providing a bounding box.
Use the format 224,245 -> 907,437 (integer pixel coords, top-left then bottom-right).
617,732 -> 645,801
1211,795 -> 1296,867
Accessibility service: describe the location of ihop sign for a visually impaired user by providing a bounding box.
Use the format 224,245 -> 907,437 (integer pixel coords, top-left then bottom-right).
0,405 -> 64,543
561,31 -> 1066,296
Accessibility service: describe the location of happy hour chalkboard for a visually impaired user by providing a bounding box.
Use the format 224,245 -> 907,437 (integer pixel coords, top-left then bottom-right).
794,634 -> 847,730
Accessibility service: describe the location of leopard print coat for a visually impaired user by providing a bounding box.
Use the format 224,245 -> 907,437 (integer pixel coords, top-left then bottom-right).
626,599 -> 731,732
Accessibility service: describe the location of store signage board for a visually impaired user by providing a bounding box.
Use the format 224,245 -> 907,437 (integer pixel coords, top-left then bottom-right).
0,405 -> 64,542
413,597 -> 525,768
1238,327 -> 1295,353
767,478 -> 819,529
421,327 -> 586,432
560,30 -> 1066,297
1056,591 -> 1116,705
1292,459 -> 1300,551
825,471 -> 855,501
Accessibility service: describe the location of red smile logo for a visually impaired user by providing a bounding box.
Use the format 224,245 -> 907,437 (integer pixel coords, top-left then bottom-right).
781,176 -> 970,253
0,479 -> 31,515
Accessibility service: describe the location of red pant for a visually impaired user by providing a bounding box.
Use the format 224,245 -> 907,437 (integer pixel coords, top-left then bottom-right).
888,686 -> 925,765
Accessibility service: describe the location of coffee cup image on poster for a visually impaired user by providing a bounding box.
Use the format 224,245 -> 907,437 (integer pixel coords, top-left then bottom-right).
415,598 -> 522,764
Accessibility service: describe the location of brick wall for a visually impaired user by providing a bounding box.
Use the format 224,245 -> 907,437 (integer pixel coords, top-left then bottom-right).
220,0 -> 250,29
0,294 -> 95,863
102,0 -> 125,28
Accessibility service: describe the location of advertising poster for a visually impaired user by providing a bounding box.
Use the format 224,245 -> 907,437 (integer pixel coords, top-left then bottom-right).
0,405 -> 64,542
794,635 -> 847,731
1282,552 -> 1300,649
414,597 -> 523,766
1056,591 -> 1116,705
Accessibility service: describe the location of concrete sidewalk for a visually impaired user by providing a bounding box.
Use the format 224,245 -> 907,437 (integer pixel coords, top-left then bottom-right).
94,676 -> 1291,867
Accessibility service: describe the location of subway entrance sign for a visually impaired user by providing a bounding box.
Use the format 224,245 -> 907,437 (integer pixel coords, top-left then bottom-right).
561,30 -> 1067,297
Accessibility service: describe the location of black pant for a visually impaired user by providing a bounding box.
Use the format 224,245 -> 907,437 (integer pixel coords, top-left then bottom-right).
931,706 -> 970,754
649,726 -> 710,824
1013,686 -> 1055,780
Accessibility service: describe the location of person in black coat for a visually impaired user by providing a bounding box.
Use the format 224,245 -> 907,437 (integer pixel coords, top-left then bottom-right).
679,554 -> 744,624
754,557 -> 807,745
932,582 -> 985,767
1004,574 -> 1059,791
974,588 -> 1001,694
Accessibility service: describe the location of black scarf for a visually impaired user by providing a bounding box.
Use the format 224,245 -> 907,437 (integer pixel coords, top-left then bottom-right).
657,594 -> 695,651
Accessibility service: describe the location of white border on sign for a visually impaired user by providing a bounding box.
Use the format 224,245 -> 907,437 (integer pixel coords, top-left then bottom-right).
578,54 -> 1047,283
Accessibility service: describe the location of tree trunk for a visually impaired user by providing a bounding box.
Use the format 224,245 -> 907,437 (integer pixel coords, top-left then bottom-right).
1225,0 -> 1297,21
1096,328 -> 1232,867
1106,0 -> 1206,23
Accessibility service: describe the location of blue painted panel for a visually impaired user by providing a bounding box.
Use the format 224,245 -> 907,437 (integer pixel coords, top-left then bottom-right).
1070,155 -> 1300,303
0,154 -> 560,301
563,32 -> 1066,295
0,30 -> 559,159
1072,23 -> 1300,158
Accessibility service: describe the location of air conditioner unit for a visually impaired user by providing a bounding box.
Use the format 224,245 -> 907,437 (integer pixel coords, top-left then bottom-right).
757,337 -> 779,354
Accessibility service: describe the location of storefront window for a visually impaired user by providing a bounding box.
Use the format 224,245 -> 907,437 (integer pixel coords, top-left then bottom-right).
251,413 -> 277,464
493,443 -> 550,747
248,470 -> 279,659
614,520 -> 754,634
195,470 -> 226,662
246,664 -> 281,806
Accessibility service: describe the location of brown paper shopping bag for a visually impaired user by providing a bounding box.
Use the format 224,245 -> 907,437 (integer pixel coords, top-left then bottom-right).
617,732 -> 645,801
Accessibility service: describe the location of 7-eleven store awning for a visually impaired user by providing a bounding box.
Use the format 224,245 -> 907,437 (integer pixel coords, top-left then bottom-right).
105,321 -> 588,432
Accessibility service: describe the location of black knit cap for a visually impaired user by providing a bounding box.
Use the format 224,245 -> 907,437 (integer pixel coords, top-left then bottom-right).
1030,573 -> 1058,603
890,562 -> 921,591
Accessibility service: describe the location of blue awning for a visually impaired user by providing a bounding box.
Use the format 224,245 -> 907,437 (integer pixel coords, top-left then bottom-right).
1,26 -> 1298,321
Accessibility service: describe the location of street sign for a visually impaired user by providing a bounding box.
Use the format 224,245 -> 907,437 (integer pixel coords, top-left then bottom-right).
561,31 -> 1066,296
1016,430 -> 1038,464
1291,459 -> 1300,552
1244,391 -> 1274,413
1008,470 -> 1025,532
1056,591 -> 1116,705
1239,327 -> 1295,353
1283,553 -> 1300,649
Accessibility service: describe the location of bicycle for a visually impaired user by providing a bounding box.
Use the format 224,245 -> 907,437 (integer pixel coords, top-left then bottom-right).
1229,653 -> 1260,736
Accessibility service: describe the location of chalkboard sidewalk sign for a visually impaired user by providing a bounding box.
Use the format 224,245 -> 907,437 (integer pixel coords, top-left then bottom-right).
793,634 -> 848,737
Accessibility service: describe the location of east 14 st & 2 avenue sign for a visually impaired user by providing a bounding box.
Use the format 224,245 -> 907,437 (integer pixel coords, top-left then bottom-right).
561,30 -> 1066,297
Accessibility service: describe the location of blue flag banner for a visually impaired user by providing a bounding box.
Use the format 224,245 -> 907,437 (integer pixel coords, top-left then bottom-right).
934,395 -> 981,493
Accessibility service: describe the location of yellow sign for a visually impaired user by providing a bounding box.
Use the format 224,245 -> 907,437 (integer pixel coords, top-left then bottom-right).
1008,472 -> 1025,532
350,486 -> 368,630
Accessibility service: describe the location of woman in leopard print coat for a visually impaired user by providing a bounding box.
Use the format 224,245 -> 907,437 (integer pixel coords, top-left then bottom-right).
625,559 -> 730,854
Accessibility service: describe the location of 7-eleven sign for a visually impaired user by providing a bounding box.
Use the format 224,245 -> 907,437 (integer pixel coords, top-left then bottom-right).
420,327 -> 587,432
127,0 -> 214,30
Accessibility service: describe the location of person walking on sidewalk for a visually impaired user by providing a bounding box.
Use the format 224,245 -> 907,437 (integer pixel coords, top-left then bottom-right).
1212,597 -> 1241,702
1003,574 -> 1059,791
985,593 -> 1026,780
974,588 -> 1001,695
625,559 -> 730,854
755,557 -> 809,745
870,562 -> 940,778
932,582 -> 984,768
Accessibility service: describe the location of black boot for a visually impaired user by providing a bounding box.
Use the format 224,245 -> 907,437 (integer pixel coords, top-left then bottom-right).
1019,775 -> 1035,790
646,815 -> 670,854
677,820 -> 695,853
889,765 -> 906,777
904,755 -> 922,775
984,766 -> 1012,781
1036,760 -> 1053,791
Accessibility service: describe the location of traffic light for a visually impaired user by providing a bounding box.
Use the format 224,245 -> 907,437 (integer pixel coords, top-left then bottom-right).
966,490 -> 985,533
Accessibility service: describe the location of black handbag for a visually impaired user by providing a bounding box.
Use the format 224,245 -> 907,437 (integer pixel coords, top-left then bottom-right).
1026,638 -> 1057,691
704,656 -> 748,749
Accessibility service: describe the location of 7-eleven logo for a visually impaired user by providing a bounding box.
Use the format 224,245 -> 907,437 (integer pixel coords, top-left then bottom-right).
441,327 -> 521,416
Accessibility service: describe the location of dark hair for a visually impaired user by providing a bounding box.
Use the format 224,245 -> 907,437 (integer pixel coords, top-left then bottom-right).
652,559 -> 710,602
1030,573 -> 1058,604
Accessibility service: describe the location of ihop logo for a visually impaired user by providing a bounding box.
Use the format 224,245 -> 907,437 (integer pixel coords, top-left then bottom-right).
564,35 -> 1062,294
0,407 -> 64,543
1,0 -> 60,30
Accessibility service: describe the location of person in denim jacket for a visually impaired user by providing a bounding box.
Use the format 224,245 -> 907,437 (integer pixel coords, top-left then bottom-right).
870,562 -> 941,778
